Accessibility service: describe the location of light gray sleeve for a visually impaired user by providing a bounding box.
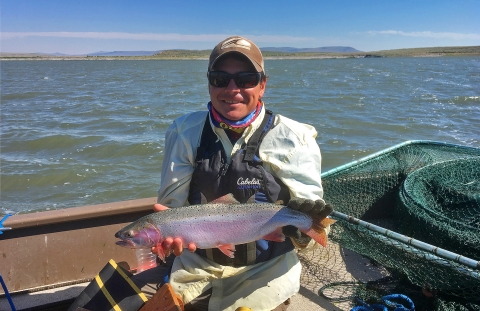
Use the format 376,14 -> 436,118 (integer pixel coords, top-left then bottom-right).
259,115 -> 323,201
157,112 -> 206,207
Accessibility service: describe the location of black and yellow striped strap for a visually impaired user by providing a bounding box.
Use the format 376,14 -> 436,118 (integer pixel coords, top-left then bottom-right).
94,260 -> 148,310
68,259 -> 148,311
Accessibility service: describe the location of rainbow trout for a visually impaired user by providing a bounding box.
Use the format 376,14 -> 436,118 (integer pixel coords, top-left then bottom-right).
115,194 -> 335,261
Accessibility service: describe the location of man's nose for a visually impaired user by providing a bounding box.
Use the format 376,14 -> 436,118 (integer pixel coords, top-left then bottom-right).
225,77 -> 240,90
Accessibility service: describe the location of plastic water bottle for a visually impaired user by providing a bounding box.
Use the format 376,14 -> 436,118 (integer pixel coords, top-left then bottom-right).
135,248 -> 157,272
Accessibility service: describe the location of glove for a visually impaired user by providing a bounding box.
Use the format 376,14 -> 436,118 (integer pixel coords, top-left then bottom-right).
282,225 -> 302,239
287,198 -> 333,219
283,198 -> 334,247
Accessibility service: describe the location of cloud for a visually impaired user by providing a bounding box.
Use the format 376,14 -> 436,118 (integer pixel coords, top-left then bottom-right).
0,32 -> 313,43
365,30 -> 480,41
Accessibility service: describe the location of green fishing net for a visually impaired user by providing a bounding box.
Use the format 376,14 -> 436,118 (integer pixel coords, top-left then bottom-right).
399,157 -> 480,260
298,141 -> 480,310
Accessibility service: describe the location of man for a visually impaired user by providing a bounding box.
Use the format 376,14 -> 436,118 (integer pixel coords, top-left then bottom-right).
151,36 -> 330,311
69,36 -> 331,311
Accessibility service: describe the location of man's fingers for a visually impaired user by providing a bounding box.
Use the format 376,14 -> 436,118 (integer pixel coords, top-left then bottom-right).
288,198 -> 333,218
162,237 -> 173,249
287,198 -> 301,210
318,203 -> 334,219
315,199 -> 326,208
282,225 -> 302,239
309,199 -> 324,214
187,242 -> 197,253
159,237 -> 191,257
172,237 -> 183,256
299,199 -> 315,213
158,238 -> 170,256
152,244 -> 168,261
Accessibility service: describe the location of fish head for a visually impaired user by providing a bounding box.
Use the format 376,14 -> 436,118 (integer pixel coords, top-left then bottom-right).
115,219 -> 163,249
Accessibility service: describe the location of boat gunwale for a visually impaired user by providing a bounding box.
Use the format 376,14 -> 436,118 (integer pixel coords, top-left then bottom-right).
2,197 -> 157,229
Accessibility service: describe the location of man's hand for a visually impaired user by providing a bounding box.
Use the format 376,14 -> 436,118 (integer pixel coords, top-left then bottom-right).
287,198 -> 333,219
151,204 -> 197,258
282,225 -> 302,239
284,198 -> 334,245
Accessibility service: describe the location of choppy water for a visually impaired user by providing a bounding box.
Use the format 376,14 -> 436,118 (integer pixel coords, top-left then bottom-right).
1,57 -> 479,214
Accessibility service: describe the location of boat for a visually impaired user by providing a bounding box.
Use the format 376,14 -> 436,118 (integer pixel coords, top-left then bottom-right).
1,140 -> 479,310
0,198 -> 155,310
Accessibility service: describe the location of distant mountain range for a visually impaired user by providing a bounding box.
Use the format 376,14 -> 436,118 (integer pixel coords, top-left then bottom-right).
0,46 -> 362,57
261,46 -> 361,53
87,50 -> 162,56
3,46 -> 479,58
84,46 -> 361,57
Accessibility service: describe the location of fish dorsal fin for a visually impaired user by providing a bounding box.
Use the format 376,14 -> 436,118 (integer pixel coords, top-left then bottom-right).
200,192 -> 208,204
210,193 -> 240,204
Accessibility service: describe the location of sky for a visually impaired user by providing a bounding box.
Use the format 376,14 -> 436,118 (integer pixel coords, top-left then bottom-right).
1,0 -> 479,55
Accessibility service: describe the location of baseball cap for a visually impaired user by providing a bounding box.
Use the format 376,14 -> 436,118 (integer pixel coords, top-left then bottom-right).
208,36 -> 265,74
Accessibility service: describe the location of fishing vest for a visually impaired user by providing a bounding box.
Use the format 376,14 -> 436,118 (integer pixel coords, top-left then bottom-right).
188,110 -> 294,267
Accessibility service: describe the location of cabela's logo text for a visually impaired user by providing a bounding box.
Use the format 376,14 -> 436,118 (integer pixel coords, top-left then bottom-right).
237,177 -> 261,189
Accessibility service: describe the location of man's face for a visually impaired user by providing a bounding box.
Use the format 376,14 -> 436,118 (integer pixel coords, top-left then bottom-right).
209,56 -> 266,121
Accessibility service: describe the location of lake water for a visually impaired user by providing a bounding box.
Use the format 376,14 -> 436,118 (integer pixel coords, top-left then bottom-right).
1,57 -> 479,214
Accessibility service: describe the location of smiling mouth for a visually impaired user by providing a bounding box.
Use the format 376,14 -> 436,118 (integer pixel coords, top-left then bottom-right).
223,100 -> 242,104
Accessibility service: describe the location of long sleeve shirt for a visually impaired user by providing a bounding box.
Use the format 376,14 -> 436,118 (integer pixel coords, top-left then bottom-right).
157,105 -> 323,207
156,104 -> 324,311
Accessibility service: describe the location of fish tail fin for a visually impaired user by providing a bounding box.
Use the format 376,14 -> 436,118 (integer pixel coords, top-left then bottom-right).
302,216 -> 336,247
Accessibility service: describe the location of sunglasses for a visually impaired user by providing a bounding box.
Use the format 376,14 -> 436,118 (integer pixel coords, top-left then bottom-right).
207,71 -> 262,88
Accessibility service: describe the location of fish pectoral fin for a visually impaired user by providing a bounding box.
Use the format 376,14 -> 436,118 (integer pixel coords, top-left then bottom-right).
262,228 -> 286,242
246,194 -> 256,204
217,244 -> 236,258
210,193 -> 240,204
155,244 -> 166,263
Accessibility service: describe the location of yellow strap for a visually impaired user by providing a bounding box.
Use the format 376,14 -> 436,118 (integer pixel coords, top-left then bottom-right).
95,275 -> 122,311
109,259 -> 148,302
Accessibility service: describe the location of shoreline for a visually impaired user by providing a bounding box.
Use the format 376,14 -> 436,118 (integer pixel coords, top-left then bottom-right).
2,46 -> 479,61
1,54 -> 479,61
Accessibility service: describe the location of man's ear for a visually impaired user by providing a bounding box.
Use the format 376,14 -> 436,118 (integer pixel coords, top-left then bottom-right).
259,79 -> 267,98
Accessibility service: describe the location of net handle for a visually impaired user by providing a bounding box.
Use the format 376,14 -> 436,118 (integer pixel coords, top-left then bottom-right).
330,210 -> 480,270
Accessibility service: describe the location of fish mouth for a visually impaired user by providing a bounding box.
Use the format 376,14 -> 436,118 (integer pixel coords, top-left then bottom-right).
115,240 -> 136,248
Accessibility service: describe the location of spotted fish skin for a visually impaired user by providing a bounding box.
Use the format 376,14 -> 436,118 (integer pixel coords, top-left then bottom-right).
115,194 -> 335,260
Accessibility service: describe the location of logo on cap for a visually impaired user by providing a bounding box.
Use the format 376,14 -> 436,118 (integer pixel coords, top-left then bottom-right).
221,37 -> 251,51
